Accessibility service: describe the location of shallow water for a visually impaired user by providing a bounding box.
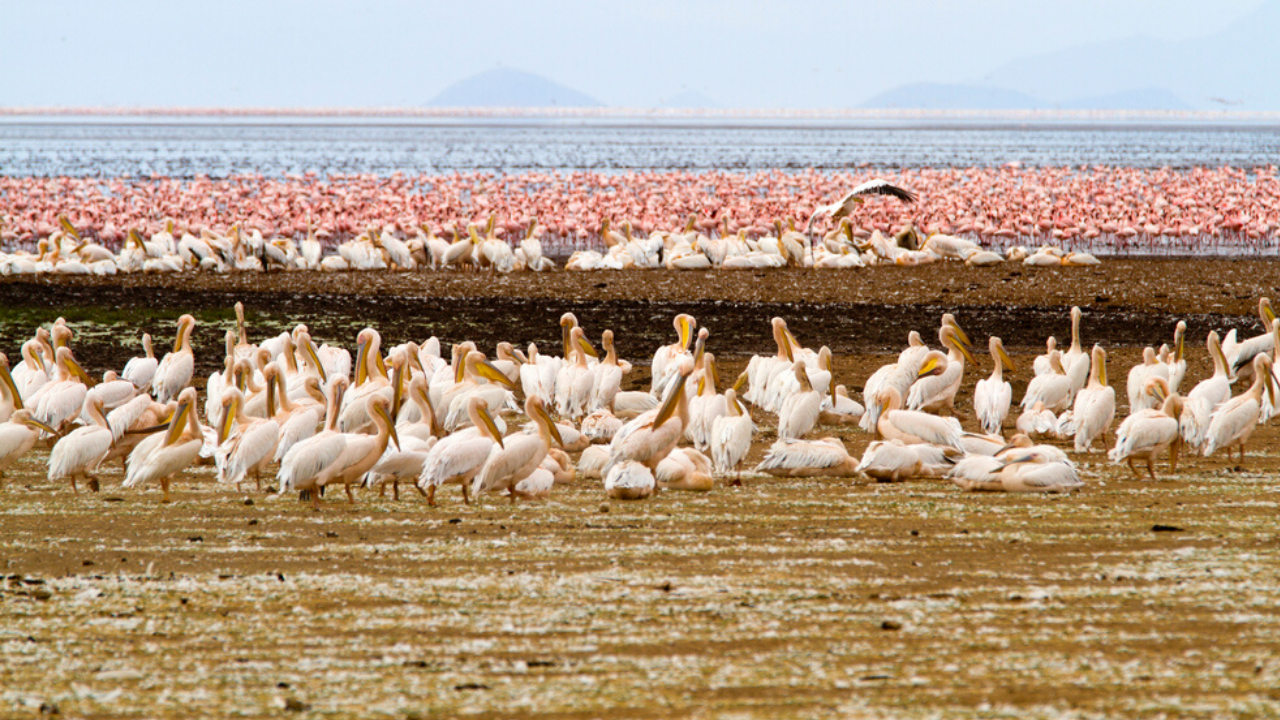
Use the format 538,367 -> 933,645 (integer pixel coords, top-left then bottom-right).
3,117 -> 1280,177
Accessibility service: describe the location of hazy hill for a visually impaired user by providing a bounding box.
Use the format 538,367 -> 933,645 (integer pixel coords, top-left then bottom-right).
859,82 -> 1045,110
429,68 -> 603,107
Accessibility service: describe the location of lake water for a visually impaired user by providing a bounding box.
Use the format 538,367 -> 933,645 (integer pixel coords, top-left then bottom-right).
3,115 -> 1280,177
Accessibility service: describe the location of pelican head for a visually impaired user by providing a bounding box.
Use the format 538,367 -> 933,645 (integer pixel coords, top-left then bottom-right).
217,387 -> 242,446
526,395 -> 563,448
674,314 -> 697,351
990,336 -> 1014,372
941,314 -> 972,349
367,395 -> 400,451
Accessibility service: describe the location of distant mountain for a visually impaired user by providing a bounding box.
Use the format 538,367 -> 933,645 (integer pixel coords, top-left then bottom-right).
1060,87 -> 1191,111
980,0 -> 1280,110
860,82 -> 1045,110
429,68 -> 603,108
655,90 -> 719,109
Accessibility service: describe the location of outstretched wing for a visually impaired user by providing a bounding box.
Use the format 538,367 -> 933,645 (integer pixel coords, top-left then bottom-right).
832,179 -> 918,220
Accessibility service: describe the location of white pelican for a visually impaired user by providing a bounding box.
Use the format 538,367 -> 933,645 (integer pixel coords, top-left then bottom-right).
805,178 -> 918,236
271,373 -> 326,463
974,336 -> 1014,435
1126,347 -> 1170,413
1203,354 -> 1276,462
581,408 -> 623,444
554,327 -> 596,421
777,361 -> 822,440
417,396 -> 503,506
0,410 -> 56,480
12,340 -> 49,399
608,359 -> 693,471
958,452 -> 1083,493
362,435 -> 436,501
651,314 -> 696,399
1166,321 -> 1188,393
858,333 -> 934,432
856,440 -> 925,482
153,314 -> 196,403
215,387 -> 280,490
1015,401 -> 1060,439
33,347 -> 94,435
656,448 -> 714,492
1222,298 -> 1275,383
604,460 -> 657,500
283,394 -> 399,508
1032,337 -> 1057,376
1061,307 -> 1090,395
876,387 -> 964,451
123,388 -> 204,502
1066,345 -> 1115,453
1179,331 -> 1232,451
122,333 -> 158,391
743,317 -> 796,410
471,396 -> 561,503
1021,350 -> 1073,413
442,351 -> 519,432
907,325 -> 975,414
755,437 -> 859,478
710,389 -> 754,484
0,353 -> 25,423
1110,380 -> 1182,480
685,360 -> 727,451
588,329 -> 627,413
819,385 -> 864,426
276,376 -> 347,496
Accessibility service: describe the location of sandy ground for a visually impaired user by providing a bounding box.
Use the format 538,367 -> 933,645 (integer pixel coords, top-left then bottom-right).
4,261 -> 1280,718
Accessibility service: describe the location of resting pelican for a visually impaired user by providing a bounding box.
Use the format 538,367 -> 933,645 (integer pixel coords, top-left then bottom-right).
153,314 -> 196,403
417,396 -> 503,506
856,440 -> 924,482
215,387 -> 280,490
123,387 -> 204,502
962,452 -> 1083,493
1015,401 -> 1059,438
33,347 -> 94,435
974,336 -> 1014,434
554,327 -> 596,421
471,396 -> 561,503
875,387 -> 964,451
685,359 -> 727,451
806,178 -> 918,236
1032,337 -> 1057,376
755,437 -> 859,477
1110,379 -> 1182,480
819,385 -> 864,426
743,317 -> 796,410
122,333 -> 158,391
907,325 -> 975,414
1203,354 -> 1276,462
1066,345 -> 1115,453
1021,350 -> 1072,413
608,359 -> 693,471
0,410 -> 56,481
777,361 -> 822,440
1179,331 -> 1232,450
1061,307 -> 1090,395
710,389 -> 754,484
859,333 -> 934,432
1166,321 -> 1187,393
656,448 -> 714,492
604,460 -> 657,500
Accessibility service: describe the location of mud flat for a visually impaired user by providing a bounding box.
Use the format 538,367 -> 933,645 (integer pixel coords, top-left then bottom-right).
3,258 -> 1280,718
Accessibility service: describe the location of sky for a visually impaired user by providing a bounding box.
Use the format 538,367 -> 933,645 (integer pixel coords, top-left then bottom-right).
0,0 -> 1266,109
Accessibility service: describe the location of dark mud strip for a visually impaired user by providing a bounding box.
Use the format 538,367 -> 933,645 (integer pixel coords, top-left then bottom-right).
0,281 -> 1263,381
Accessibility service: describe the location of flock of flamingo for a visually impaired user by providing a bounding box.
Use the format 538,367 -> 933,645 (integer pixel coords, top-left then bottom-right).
2,165 -> 1278,275
1,296 -> 1276,506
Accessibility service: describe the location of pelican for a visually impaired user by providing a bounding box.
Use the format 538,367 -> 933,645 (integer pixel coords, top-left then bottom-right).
755,437 -> 859,477
1021,350 -> 1072,413
215,387 -> 280,490
858,332 -> 933,432
710,389 -> 754,484
777,361 -> 822,440
806,178 -> 918,236
276,376 -> 348,498
1179,331 -> 1232,450
974,336 -> 1014,434
1061,307 -> 1090,394
1166,321 -> 1188,393
685,359 -> 727,451
0,353 -> 25,423
122,333 -> 158,391
1032,337 -> 1058,376
1222,298 -> 1275,383
271,372 -> 326,463
362,435 -> 436,501
961,452 -> 1083,493
1126,347 -> 1170,413
0,410 -> 57,481
471,396 -> 561,503
1110,380 -> 1182,480
554,327 -> 596,421
1066,345 -> 1115,453
608,359 -> 693,471
1016,401 -> 1060,439
651,314 -> 696,399
819,385 -> 864,426
123,387 -> 204,502
1203,354 -> 1276,462
655,448 -> 714,492
588,329 -> 627,413
743,318 -> 797,410
604,460 -> 657,500
33,347 -> 94,435
856,440 -> 924,482
875,387 -> 964,451
284,394 -> 399,508
153,314 -> 196,403
907,325 -> 975,414
581,408 -> 623,444
417,396 -> 503,506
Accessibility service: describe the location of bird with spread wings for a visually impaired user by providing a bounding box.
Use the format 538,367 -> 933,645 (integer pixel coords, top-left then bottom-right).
806,178 -> 917,234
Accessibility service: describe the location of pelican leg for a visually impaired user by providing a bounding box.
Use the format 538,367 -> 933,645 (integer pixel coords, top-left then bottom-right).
391,481 -> 400,502
1126,458 -> 1141,478
412,483 -> 428,498
425,485 -> 437,507
344,484 -> 355,504
70,474 -> 79,495
461,481 -> 472,505
1146,457 -> 1157,482
509,488 -> 518,504
161,477 -> 172,504
311,489 -> 322,510
1169,441 -> 1180,473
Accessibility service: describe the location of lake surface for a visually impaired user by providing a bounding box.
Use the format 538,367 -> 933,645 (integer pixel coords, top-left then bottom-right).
3,116 -> 1280,177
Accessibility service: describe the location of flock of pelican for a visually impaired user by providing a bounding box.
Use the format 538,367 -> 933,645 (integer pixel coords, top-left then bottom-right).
0,295 -> 1276,506
4,181 -> 1100,276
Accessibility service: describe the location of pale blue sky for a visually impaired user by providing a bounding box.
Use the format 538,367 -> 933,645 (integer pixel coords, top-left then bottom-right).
0,0 -> 1266,108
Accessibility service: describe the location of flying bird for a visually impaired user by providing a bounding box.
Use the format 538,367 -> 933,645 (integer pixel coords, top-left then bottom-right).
806,179 -> 918,234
